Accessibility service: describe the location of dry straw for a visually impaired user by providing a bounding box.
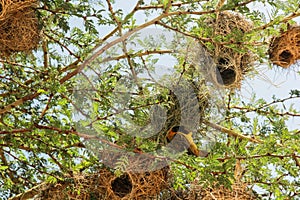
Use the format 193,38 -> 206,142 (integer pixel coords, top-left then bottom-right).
269,26 -> 300,68
0,0 -> 40,56
36,151 -> 169,200
186,182 -> 256,200
181,160 -> 256,200
164,81 -> 210,134
14,151 -> 257,200
204,11 -> 254,89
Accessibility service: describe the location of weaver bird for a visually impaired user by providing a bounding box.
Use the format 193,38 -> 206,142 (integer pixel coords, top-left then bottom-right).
166,126 -> 208,157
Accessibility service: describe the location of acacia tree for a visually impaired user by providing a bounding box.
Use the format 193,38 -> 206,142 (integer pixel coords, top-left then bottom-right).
1,0 -> 300,199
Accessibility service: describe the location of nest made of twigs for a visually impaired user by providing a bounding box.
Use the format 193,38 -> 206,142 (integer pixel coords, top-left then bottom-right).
268,26 -> 300,68
204,11 -> 254,89
0,0 -> 40,57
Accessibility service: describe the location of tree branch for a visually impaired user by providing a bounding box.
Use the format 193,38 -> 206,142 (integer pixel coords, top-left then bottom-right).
204,120 -> 263,143
231,105 -> 300,117
0,59 -> 80,115
8,182 -> 47,200
101,49 -> 174,63
254,10 -> 300,31
217,153 -> 300,162
292,153 -> 300,168
137,1 -> 209,10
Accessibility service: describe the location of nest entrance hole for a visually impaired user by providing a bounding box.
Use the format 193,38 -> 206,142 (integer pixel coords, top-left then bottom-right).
279,50 -> 293,64
216,58 -> 237,86
111,173 -> 133,198
268,26 -> 300,68
203,11 -> 254,88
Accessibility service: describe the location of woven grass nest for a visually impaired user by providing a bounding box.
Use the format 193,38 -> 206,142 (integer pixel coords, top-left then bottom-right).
164,81 -> 210,134
0,0 -> 40,57
268,26 -> 300,68
36,152 -> 169,200
185,182 -> 256,200
204,11 -> 254,89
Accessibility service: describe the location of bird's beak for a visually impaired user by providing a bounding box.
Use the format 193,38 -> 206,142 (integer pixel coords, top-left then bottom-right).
179,132 -> 209,157
186,132 -> 193,137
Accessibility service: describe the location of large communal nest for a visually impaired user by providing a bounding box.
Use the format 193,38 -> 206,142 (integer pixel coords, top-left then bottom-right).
0,0 -> 40,57
268,26 -> 300,68
35,151 -> 169,200
204,11 -> 254,89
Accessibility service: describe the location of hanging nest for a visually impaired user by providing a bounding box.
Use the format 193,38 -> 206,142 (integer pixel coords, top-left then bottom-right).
93,150 -> 170,199
0,0 -> 40,57
164,80 -> 210,133
268,26 -> 300,68
203,11 -> 254,89
34,152 -> 169,200
0,0 -> 37,19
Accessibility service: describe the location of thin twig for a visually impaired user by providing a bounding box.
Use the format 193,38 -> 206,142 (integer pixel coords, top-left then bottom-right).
254,10 -> 300,31
292,153 -> 300,168
217,153 -> 300,162
39,94 -> 53,120
0,59 -> 80,115
101,49 -> 173,63
42,39 -> 49,69
137,1 -> 208,10
231,106 -> 300,117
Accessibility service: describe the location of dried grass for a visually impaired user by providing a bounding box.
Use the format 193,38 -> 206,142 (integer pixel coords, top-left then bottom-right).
269,26 -> 300,68
17,153 -> 256,200
187,182 -> 256,200
36,152 -> 169,200
205,11 -> 254,89
0,0 -> 40,57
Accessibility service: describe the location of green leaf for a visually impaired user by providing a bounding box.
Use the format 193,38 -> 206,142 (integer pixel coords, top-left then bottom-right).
0,166 -> 9,170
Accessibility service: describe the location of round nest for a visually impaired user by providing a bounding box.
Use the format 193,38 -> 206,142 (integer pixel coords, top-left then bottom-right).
96,151 -> 170,199
0,0 -> 37,19
268,26 -> 300,68
0,0 -> 40,57
164,81 -> 210,133
205,11 -> 254,88
37,152 -> 169,200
